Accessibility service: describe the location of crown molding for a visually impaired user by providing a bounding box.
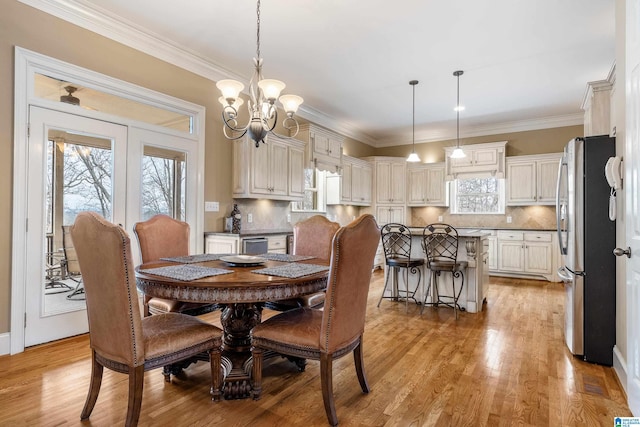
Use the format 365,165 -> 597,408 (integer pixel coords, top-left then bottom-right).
373,113 -> 584,148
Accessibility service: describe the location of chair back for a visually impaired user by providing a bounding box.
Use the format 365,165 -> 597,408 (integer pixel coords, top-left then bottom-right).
134,214 -> 189,263
71,212 -> 145,367
320,214 -> 379,352
422,223 -> 460,264
380,223 -> 413,262
293,215 -> 340,262
61,225 -> 81,275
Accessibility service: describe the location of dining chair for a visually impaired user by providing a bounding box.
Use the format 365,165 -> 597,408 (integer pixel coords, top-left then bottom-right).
421,223 -> 468,319
265,215 -> 340,311
251,214 -> 380,426
134,214 -> 218,316
71,211 -> 223,427
61,225 -> 85,300
378,223 -> 424,312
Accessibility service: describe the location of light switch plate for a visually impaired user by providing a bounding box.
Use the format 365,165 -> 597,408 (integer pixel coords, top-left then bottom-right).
506,216 -> 512,223
205,201 -> 219,212
438,215 -> 443,222
287,214 -> 291,223
247,213 -> 253,223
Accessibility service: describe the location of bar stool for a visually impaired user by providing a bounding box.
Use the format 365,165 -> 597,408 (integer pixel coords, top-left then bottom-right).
421,223 -> 467,319
378,223 -> 424,312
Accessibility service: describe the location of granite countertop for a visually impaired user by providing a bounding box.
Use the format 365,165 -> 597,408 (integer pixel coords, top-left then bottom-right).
205,229 -> 293,238
407,227 -> 490,238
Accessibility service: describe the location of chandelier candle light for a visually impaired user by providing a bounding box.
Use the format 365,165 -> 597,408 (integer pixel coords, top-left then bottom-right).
450,70 -> 466,159
406,80 -> 421,163
216,0 -> 304,147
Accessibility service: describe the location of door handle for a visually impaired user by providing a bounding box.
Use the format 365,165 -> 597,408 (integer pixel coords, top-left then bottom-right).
613,247 -> 631,258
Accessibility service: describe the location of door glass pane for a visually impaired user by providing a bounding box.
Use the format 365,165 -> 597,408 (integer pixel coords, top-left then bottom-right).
44,130 -> 113,315
141,146 -> 186,221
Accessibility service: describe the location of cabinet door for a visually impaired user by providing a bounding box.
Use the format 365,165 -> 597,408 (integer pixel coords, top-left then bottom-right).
473,147 -> 500,167
205,236 -> 239,254
375,162 -> 392,203
358,165 -> 372,204
488,236 -> 498,270
425,165 -> 447,205
327,137 -> 342,161
312,132 -> 330,157
270,141 -> 289,196
376,206 -> 405,226
288,145 -> 305,198
407,167 -> 427,205
536,158 -> 561,204
524,242 -> 553,274
389,162 -> 406,203
250,143 -> 272,195
341,161 -> 352,202
507,161 -> 537,205
497,240 -> 524,272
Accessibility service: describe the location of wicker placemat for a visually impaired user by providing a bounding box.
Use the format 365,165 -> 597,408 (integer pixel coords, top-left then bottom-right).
140,265 -> 233,281
251,263 -> 329,279
160,254 -> 234,263
256,253 -> 315,262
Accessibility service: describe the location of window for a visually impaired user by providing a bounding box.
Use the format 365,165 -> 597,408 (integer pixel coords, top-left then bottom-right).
450,177 -> 505,214
291,168 -> 326,212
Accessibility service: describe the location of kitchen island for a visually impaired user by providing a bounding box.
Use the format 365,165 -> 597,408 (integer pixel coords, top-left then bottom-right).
380,228 -> 490,313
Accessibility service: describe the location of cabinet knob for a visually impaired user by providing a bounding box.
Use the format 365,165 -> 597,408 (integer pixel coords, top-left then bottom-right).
613,247 -> 631,258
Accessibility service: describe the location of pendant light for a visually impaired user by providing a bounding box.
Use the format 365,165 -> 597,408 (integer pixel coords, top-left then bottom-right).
406,80 -> 421,163
450,70 -> 466,159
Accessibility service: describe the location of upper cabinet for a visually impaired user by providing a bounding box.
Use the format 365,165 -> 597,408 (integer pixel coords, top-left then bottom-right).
407,162 -> 448,206
232,134 -> 305,201
444,141 -> 507,180
582,65 -> 615,137
296,124 -> 343,173
366,157 -> 406,205
326,155 -> 372,206
506,153 -> 562,205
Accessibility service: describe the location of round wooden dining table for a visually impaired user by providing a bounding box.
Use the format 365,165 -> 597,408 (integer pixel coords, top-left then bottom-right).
135,257 -> 329,399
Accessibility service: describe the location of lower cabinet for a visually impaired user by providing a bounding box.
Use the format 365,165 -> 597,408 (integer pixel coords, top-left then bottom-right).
267,235 -> 287,254
493,230 -> 557,281
205,234 -> 239,254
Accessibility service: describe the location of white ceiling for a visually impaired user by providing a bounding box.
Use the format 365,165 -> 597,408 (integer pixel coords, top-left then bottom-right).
24,0 -> 616,147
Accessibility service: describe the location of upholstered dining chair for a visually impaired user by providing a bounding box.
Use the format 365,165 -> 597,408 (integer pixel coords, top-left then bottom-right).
134,214 -> 217,317
421,223 -> 468,319
378,223 -> 424,312
251,214 -> 380,426
71,212 -> 223,427
265,215 -> 340,311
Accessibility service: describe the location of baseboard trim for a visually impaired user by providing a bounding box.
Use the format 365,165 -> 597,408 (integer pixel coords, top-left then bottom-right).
0,332 -> 10,356
613,345 -> 628,399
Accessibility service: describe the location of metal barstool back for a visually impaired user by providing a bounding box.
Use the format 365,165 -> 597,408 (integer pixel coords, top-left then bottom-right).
378,223 -> 424,312
422,223 -> 468,318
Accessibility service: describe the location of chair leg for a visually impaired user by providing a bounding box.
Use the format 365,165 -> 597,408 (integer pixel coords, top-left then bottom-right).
251,347 -> 263,400
125,365 -> 145,427
320,353 -> 338,427
420,268 -> 433,315
377,265 -> 394,307
209,348 -> 222,402
353,338 -> 370,394
80,350 -> 103,420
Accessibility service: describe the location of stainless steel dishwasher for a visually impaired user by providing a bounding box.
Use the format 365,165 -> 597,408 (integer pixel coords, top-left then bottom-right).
241,237 -> 268,255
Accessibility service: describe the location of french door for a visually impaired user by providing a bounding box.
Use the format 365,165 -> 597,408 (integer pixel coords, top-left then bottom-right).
25,106 -> 127,346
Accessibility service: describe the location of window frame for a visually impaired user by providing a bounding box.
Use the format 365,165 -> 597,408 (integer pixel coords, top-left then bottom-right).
449,177 -> 506,215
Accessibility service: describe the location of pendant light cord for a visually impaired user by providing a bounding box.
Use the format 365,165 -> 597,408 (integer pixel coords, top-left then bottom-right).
456,73 -> 460,148
412,83 -> 416,151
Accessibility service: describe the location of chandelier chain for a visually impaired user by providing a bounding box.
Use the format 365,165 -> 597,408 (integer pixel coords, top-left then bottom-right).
256,0 -> 261,59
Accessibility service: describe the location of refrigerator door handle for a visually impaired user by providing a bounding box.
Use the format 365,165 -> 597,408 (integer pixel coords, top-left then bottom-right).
556,156 -> 568,256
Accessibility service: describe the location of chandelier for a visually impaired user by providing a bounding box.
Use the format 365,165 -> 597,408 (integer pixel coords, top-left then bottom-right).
406,80 -> 421,162
450,70 -> 466,159
216,0 -> 304,147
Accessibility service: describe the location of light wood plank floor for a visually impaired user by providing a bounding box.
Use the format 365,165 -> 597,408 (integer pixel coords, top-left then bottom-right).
0,272 -> 631,426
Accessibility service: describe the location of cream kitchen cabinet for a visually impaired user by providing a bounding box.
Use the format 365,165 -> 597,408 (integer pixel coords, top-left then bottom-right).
375,206 -> 406,226
488,234 -> 498,271
296,123 -> 343,172
444,141 -> 507,180
407,162 -> 447,206
506,153 -> 562,205
267,235 -> 287,254
205,234 -> 240,254
495,230 -> 557,281
232,135 -> 305,201
332,155 -> 372,206
368,157 -> 405,205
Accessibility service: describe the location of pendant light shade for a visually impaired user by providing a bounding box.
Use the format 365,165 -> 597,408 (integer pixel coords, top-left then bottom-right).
406,80 -> 421,163
450,70 -> 466,159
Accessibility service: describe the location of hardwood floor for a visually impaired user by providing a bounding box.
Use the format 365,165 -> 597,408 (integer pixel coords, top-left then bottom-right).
0,272 -> 631,426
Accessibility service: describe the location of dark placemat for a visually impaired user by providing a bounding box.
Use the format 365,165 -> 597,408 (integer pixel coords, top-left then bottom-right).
140,264 -> 233,281
256,253 -> 315,262
160,254 -> 234,263
251,263 -> 329,279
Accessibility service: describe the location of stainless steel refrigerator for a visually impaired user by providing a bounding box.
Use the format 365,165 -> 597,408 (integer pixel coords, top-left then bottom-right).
556,135 -> 615,366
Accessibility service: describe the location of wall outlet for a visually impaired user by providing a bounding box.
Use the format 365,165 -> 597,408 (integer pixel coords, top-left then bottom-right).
287,214 -> 291,223
247,213 -> 253,223
438,215 -> 443,222
506,216 -> 512,223
204,201 -> 219,212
